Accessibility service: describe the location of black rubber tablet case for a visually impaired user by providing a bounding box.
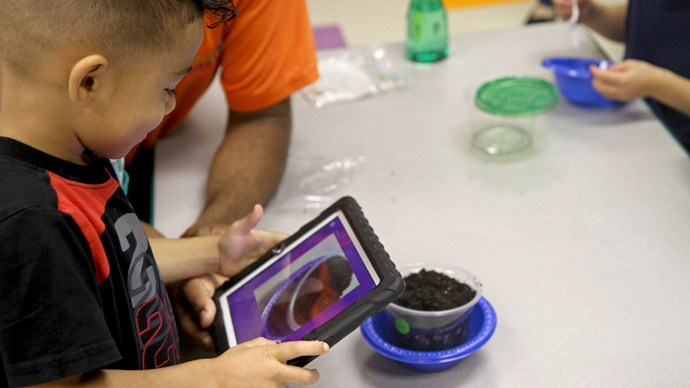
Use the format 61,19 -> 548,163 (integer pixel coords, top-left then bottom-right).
212,196 -> 404,366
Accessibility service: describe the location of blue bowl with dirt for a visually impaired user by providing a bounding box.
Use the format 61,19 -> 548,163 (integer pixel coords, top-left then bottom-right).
360,297 -> 497,373
541,57 -> 625,108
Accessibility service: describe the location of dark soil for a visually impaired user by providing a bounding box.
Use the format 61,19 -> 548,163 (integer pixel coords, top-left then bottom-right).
396,269 -> 476,311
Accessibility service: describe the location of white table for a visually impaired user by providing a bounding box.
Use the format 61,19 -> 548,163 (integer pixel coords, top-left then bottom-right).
154,23 -> 690,387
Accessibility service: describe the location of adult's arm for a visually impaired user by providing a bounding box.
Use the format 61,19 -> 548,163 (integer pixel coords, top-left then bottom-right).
183,98 -> 292,237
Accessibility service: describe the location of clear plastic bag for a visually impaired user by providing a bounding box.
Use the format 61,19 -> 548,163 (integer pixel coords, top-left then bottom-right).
269,152 -> 367,211
301,46 -> 407,108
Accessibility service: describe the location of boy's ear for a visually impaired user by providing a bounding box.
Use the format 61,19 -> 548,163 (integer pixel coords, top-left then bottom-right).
68,55 -> 109,107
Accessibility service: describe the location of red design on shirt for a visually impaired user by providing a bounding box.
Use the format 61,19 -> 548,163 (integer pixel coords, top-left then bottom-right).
48,172 -> 119,285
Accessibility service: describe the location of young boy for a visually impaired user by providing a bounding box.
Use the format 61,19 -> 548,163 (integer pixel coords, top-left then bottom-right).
553,0 -> 690,152
0,1 -> 328,387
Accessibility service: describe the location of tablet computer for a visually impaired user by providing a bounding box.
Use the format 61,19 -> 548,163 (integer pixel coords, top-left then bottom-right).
213,196 -> 404,366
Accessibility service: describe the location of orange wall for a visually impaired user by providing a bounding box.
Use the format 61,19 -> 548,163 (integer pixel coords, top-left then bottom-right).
444,0 -> 530,10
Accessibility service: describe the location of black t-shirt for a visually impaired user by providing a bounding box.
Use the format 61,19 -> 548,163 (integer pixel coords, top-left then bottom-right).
0,138 -> 180,388
625,0 -> 690,151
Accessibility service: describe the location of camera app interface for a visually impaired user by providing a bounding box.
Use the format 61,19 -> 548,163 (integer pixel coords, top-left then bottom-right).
223,212 -> 379,345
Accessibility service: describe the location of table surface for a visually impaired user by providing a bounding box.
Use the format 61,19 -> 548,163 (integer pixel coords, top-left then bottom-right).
154,23 -> 690,387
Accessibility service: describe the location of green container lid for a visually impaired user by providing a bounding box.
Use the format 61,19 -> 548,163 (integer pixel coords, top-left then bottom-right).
475,76 -> 559,117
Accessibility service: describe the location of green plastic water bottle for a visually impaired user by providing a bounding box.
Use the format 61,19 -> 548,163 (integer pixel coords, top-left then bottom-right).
406,0 -> 449,63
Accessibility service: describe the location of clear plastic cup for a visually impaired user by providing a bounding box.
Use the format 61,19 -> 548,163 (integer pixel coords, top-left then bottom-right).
470,76 -> 559,157
470,108 -> 536,156
382,263 -> 482,351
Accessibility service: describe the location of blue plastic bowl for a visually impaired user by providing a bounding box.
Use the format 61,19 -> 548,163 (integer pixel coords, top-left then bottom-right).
541,57 -> 625,107
360,297 -> 497,373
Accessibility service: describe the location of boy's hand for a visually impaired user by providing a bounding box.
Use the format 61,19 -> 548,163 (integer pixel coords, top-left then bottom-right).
173,205 -> 286,351
171,274 -> 222,351
213,338 -> 329,387
589,59 -> 665,101
216,204 -> 287,277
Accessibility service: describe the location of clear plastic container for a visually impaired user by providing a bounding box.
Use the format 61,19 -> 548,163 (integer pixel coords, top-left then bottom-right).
383,263 -> 482,351
470,76 -> 559,157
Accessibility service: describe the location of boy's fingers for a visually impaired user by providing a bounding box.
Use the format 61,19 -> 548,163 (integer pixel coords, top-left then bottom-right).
591,80 -> 630,100
590,64 -> 615,81
597,85 -> 616,98
589,64 -> 602,77
231,340 -> 325,385
590,69 -> 622,91
273,341 -> 330,363
280,367 -> 321,386
182,276 -> 217,328
254,230 -> 289,251
231,204 -> 263,236
607,62 -> 627,71
590,78 -> 601,93
592,62 -> 630,79
239,337 -> 279,348
179,312 -> 214,350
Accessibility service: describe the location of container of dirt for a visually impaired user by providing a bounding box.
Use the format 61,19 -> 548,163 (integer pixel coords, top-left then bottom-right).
382,263 -> 482,352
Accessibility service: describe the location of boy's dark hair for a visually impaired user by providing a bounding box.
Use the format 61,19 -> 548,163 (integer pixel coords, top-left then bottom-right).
197,0 -> 238,27
0,0 -> 236,72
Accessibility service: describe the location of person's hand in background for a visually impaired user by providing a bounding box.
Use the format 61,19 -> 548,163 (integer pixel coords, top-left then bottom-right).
553,0 -> 594,23
590,59 -> 690,118
590,59 -> 664,101
552,0 -> 627,42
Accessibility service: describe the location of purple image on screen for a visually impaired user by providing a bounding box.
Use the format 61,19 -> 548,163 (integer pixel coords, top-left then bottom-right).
226,214 -> 377,344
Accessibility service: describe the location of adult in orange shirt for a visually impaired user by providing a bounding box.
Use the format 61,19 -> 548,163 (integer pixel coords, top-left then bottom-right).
126,0 -> 318,238
126,0 -> 318,352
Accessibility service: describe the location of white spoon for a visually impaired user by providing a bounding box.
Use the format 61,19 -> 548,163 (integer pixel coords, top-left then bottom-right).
568,0 -> 580,48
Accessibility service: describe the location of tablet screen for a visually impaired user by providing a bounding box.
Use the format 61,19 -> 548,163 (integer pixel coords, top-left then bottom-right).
219,210 -> 381,347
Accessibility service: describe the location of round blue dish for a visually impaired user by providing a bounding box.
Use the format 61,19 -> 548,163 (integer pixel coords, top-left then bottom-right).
541,57 -> 625,108
361,297 -> 497,373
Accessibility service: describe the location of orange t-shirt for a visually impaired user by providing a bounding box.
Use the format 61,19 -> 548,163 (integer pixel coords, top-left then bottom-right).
126,0 -> 318,164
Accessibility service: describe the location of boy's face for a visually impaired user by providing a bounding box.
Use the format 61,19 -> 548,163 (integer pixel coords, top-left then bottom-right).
80,21 -> 204,159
